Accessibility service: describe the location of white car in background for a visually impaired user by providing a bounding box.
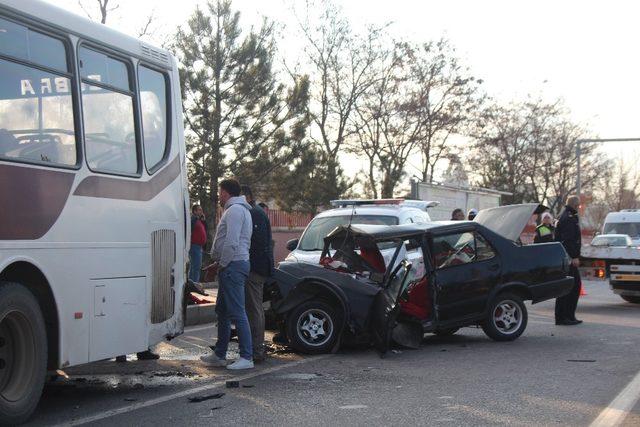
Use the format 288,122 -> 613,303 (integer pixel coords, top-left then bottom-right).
284,199 -> 439,268
589,234 -> 633,247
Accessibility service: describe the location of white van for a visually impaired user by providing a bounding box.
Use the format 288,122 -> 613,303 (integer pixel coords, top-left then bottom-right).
602,210 -> 640,245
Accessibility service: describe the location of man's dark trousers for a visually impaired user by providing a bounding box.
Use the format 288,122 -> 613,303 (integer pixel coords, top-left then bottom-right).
555,265 -> 581,320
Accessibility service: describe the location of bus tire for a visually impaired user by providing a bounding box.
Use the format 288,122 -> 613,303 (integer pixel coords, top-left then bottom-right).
0,281 -> 48,425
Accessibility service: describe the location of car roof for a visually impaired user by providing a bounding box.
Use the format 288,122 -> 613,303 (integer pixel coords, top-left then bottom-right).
315,205 -> 425,218
325,221 -> 476,241
605,211 -> 640,221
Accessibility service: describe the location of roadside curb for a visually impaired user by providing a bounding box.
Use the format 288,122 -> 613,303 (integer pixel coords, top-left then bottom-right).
185,303 -> 216,326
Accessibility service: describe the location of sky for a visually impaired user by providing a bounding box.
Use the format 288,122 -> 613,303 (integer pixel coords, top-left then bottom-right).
51,0 -> 640,181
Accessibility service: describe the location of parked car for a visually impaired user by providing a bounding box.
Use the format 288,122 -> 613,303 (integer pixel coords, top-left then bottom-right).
284,199 -> 438,266
266,204 -> 574,354
590,234 -> 633,247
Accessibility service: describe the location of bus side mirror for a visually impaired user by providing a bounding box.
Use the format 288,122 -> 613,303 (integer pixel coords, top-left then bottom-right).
286,239 -> 299,251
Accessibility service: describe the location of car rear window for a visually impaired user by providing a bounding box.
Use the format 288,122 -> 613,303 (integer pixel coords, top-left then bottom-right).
298,215 -> 398,251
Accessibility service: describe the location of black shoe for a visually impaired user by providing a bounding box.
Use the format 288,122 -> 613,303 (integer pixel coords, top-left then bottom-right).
136,350 -> 160,360
556,319 -> 580,326
569,318 -> 583,324
115,355 -> 127,363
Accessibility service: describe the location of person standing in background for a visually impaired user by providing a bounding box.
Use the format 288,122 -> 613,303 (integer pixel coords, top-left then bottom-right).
189,204 -> 207,283
534,212 -> 555,244
554,195 -> 583,326
200,179 -> 254,370
241,185 -> 274,362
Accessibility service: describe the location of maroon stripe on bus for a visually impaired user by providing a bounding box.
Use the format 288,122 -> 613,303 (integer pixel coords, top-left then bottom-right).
73,156 -> 181,201
0,162 -> 75,240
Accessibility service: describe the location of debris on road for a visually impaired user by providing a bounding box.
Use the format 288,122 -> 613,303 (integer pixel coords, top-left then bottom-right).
226,381 -> 240,388
188,393 -> 225,403
278,373 -> 322,380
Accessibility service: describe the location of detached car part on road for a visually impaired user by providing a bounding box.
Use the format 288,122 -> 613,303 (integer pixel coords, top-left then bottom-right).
265,204 -> 574,354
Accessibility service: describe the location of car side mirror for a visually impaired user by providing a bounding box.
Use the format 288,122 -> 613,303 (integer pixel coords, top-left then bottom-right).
286,238 -> 299,251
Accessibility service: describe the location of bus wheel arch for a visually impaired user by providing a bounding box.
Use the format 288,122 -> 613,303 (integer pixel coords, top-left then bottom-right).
0,262 -> 59,370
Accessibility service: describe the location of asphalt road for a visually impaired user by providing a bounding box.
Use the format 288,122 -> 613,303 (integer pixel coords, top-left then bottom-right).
27,280 -> 640,426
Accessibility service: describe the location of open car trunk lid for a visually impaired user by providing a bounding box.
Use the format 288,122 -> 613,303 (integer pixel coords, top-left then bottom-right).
474,203 -> 547,242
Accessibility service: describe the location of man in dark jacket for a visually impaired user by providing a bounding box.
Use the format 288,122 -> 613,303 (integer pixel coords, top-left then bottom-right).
241,185 -> 274,361
554,195 -> 583,325
534,212 -> 555,243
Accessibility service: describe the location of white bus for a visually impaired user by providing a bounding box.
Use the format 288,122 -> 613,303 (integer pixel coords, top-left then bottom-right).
0,0 -> 189,422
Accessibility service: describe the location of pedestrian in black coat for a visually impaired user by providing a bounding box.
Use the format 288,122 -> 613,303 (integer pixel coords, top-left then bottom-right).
554,195 -> 583,325
240,185 -> 274,362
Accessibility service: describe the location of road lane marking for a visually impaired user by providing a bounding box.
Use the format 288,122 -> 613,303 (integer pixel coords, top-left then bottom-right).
54,354 -> 332,426
590,368 -> 640,427
175,338 -> 210,351
184,324 -> 215,334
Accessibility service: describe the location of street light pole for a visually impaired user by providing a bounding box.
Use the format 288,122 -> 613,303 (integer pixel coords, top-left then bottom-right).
575,137 -> 640,199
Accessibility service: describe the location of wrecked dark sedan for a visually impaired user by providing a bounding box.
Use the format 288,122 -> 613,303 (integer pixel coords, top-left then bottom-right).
265,204 -> 574,354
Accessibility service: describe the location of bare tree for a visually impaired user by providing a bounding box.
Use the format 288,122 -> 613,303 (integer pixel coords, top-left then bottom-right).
294,0 -> 383,201
78,0 -> 119,24
404,39 -> 485,183
471,98 -> 612,212
351,41 -> 422,198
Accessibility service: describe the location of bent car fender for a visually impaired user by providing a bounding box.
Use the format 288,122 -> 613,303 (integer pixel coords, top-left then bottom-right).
274,279 -> 351,321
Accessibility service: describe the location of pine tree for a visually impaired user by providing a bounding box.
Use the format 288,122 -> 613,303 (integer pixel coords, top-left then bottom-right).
173,0 -> 309,226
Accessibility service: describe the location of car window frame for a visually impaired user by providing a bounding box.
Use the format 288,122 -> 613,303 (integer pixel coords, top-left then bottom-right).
430,227 -> 496,271
0,15 -> 82,170
77,41 -> 142,178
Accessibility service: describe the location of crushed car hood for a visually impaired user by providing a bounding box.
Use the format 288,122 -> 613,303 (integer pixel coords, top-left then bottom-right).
474,203 -> 547,242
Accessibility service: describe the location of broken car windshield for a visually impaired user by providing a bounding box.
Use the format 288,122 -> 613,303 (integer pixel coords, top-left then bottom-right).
299,215 -> 398,251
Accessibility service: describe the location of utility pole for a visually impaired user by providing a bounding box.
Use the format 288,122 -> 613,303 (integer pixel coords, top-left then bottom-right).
576,138 -> 640,199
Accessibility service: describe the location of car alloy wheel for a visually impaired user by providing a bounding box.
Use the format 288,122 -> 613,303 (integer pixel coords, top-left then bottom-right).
492,300 -> 523,335
481,292 -> 528,342
296,308 -> 334,347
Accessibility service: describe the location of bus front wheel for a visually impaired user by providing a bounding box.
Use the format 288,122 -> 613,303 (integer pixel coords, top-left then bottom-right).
0,282 -> 47,425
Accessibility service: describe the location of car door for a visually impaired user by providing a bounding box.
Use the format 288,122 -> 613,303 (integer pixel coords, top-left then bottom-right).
370,259 -> 413,355
431,230 -> 500,322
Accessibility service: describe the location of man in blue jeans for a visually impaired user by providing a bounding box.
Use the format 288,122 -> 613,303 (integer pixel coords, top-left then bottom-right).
200,178 -> 254,370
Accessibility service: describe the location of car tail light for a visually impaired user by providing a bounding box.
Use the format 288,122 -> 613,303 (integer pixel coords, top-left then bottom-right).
593,260 -> 606,268
597,268 -> 605,279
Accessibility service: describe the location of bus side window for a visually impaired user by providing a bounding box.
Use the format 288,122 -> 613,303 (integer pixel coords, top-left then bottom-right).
138,66 -> 169,172
0,18 -> 76,166
79,46 -> 138,175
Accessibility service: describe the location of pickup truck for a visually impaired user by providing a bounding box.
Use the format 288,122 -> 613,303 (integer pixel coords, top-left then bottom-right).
581,236 -> 640,304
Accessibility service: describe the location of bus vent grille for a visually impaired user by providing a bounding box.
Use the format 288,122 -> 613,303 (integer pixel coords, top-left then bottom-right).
140,44 -> 170,66
151,229 -> 176,324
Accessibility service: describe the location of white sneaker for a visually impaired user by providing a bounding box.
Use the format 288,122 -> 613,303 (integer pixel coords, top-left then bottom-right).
226,358 -> 254,370
200,353 -> 227,367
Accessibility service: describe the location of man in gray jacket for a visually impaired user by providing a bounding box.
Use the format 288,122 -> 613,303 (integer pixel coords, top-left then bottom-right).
200,178 -> 254,370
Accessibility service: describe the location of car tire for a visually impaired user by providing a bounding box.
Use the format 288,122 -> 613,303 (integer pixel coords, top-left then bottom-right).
621,295 -> 640,304
434,328 -> 459,337
286,300 -> 342,354
481,293 -> 528,342
0,282 -> 48,425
